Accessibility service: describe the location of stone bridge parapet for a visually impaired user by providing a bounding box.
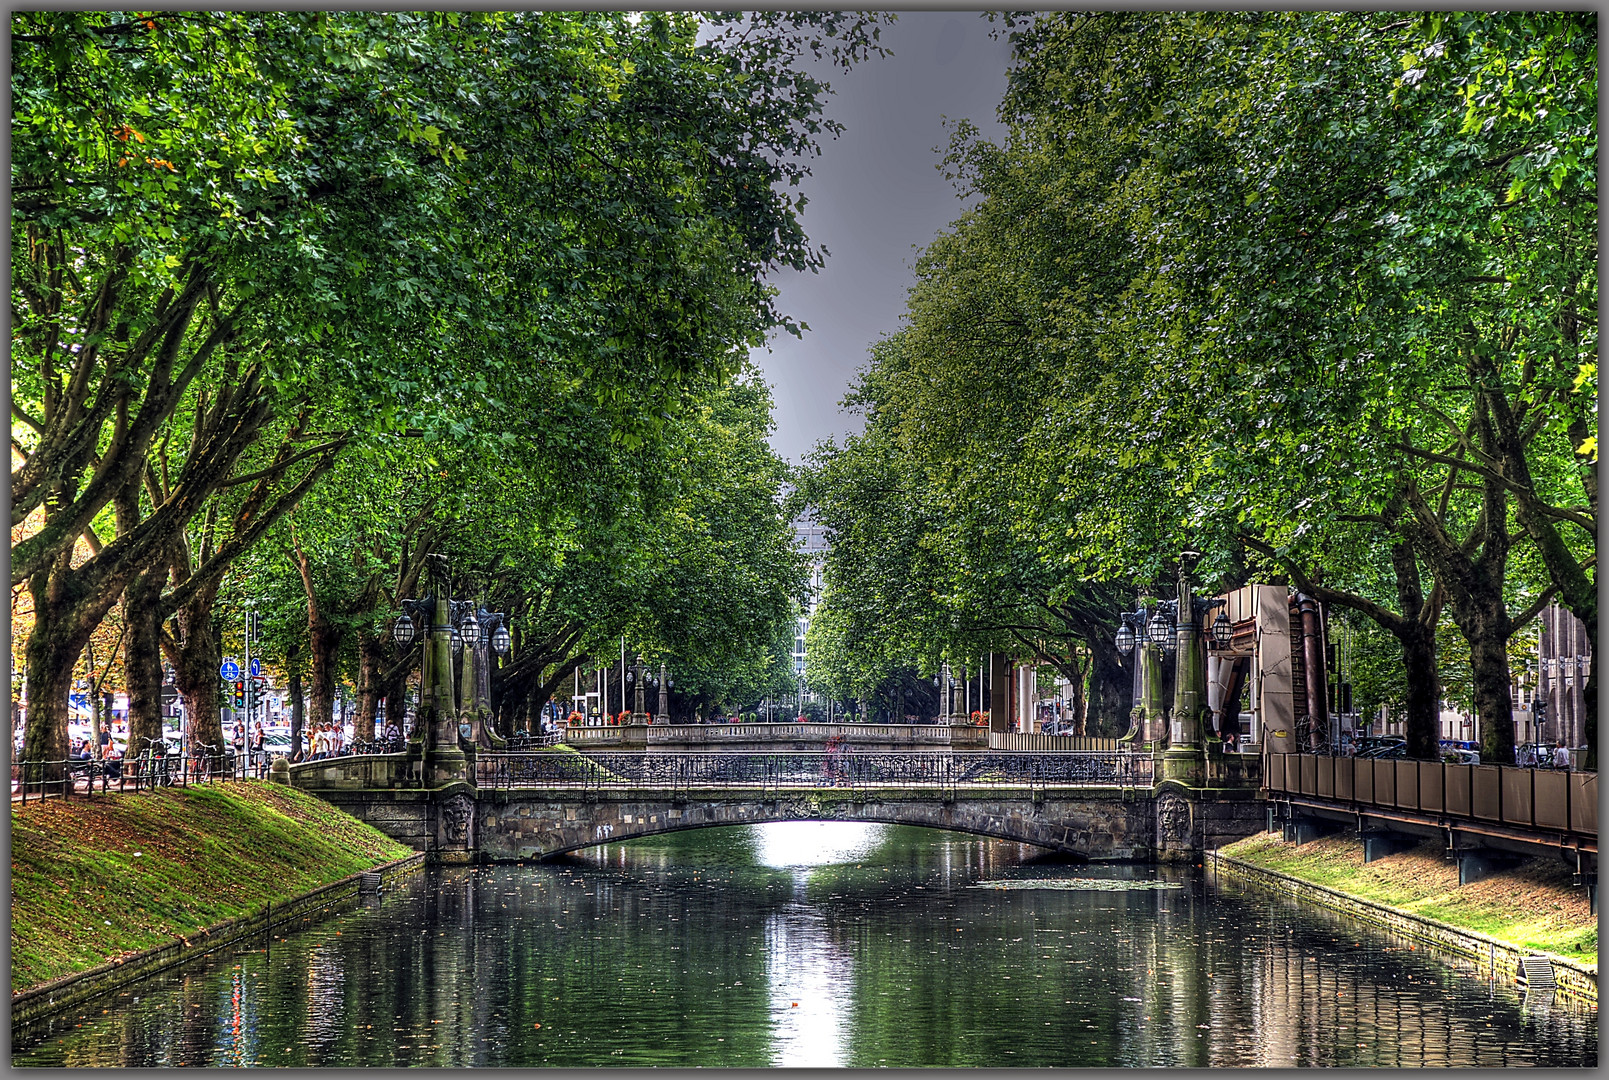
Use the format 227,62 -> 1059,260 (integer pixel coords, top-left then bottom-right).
301,779 -> 1263,864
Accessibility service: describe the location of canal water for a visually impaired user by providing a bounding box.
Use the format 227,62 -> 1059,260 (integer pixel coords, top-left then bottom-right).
12,823 -> 1597,1067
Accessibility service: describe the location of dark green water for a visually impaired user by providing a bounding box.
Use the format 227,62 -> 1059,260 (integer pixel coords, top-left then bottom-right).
11,823 -> 1598,1066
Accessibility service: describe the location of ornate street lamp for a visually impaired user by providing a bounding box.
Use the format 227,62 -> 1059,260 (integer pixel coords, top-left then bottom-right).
1149,607 -> 1175,654
1211,609 -> 1233,649
388,556 -> 515,777
392,612 -> 417,648
656,662 -> 672,724
628,654 -> 649,723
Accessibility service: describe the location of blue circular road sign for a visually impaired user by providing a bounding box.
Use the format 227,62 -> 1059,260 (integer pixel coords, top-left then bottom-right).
249,657 -> 263,677
220,660 -> 241,681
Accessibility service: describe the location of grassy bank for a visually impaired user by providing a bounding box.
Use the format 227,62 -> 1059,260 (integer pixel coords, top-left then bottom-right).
11,783 -> 414,992
1220,832 -> 1596,965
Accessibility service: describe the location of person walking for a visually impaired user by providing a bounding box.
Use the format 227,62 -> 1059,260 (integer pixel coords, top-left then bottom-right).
1552,743 -> 1571,771
251,723 -> 266,777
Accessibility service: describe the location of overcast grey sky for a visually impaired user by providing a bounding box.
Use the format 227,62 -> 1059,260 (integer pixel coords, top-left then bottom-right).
751,12 -> 1014,465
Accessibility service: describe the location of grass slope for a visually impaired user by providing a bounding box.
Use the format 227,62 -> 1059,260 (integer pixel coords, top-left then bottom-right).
11,782 -> 414,992
1221,831 -> 1597,965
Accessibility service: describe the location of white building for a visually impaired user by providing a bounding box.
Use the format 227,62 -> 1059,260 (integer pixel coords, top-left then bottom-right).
792,514 -> 829,682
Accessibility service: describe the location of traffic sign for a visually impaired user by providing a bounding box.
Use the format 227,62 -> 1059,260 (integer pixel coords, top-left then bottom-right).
220,660 -> 241,681
249,657 -> 263,677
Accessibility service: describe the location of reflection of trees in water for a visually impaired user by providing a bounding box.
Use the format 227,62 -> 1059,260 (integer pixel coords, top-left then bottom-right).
1251,923 -> 1531,1067
13,836 -> 1600,1067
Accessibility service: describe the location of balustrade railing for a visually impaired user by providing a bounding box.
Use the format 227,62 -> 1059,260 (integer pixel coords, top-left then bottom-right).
474,750 -> 1154,791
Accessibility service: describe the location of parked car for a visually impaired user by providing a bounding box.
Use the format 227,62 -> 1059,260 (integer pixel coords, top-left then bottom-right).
1441,748 -> 1481,765
1355,737 -> 1408,759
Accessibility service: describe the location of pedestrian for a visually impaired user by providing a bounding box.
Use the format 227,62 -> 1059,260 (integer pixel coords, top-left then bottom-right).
251,722 -> 266,777
1552,743 -> 1571,771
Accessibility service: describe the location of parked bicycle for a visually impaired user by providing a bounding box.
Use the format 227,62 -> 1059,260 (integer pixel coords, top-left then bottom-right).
137,737 -> 176,789
190,742 -> 222,782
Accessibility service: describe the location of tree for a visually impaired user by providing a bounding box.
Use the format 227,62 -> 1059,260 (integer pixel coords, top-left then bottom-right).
13,11 -> 886,764
948,11 -> 1586,762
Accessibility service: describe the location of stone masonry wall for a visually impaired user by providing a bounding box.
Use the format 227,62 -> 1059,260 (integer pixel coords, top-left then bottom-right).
1210,850 -> 1597,1006
472,788 -> 1157,862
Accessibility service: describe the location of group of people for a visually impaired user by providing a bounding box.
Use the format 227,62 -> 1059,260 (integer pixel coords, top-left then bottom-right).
306,722 -> 347,760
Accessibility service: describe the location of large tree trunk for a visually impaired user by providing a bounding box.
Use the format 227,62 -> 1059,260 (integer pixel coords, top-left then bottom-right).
1477,340 -> 1597,769
1456,598 -> 1517,767
122,566 -> 167,747
384,674 -> 408,742
353,628 -> 384,742
307,619 -> 340,732
21,568 -> 80,789
1399,623 -> 1442,761
1067,651 -> 1087,735
288,661 -> 306,759
171,589 -> 225,756
292,542 -> 342,732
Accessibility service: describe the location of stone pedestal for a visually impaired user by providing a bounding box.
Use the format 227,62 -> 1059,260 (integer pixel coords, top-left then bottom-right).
426,746 -> 469,787
1161,746 -> 1205,786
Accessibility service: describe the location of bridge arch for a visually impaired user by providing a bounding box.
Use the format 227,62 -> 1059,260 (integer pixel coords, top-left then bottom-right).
474,789 -> 1159,862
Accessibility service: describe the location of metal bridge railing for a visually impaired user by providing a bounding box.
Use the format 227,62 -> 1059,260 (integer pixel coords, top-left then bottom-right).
473,750 -> 1154,792
1265,753 -> 1597,840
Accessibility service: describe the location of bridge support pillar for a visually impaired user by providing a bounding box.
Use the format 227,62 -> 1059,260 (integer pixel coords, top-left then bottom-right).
1454,848 -> 1521,887
1284,815 -> 1334,845
1360,831 -> 1415,863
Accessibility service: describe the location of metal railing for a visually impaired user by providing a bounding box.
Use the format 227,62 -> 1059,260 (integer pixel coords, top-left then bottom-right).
475,750 -> 1154,792
10,743 -> 252,803
505,731 -> 565,750
1265,753 -> 1598,841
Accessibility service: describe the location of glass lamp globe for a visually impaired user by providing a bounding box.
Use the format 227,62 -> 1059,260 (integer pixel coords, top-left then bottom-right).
393,613 -> 415,648
491,624 -> 511,656
1148,610 -> 1172,648
1115,622 -> 1135,655
1211,610 -> 1233,648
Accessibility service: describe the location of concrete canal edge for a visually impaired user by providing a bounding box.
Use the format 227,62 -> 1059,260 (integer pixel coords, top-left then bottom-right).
1208,849 -> 1597,1006
10,852 -> 426,1030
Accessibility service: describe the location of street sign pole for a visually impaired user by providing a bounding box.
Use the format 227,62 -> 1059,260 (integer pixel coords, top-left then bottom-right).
243,606 -> 252,734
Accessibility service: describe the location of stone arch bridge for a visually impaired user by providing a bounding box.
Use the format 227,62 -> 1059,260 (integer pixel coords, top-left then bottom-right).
289,749 -> 1264,864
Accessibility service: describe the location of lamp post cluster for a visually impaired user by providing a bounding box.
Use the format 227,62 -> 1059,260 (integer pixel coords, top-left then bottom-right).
933,662 -> 961,723
1112,551 -> 1233,780
624,655 -> 673,724
390,555 -> 510,783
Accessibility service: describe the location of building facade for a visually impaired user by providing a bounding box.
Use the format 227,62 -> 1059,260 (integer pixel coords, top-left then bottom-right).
792,514 -> 829,684
1538,603 -> 1593,749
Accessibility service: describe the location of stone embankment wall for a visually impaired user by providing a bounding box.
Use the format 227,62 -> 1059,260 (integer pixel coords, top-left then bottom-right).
1209,851 -> 1597,1006
10,854 -> 425,1030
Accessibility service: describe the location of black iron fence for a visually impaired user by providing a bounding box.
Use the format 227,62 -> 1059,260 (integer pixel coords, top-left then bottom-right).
474,750 -> 1154,791
10,742 -> 257,803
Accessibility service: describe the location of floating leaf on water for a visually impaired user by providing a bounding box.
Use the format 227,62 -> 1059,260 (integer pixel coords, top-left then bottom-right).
969,879 -> 1184,892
